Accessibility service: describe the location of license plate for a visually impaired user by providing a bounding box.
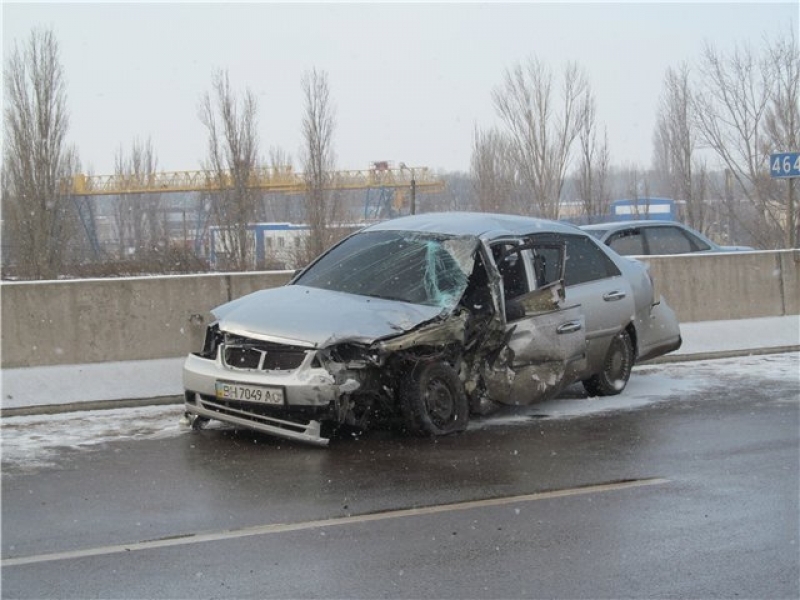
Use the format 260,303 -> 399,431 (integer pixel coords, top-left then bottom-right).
215,381 -> 284,405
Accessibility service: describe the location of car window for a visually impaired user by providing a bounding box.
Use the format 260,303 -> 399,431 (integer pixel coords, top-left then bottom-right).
563,234 -> 621,286
644,226 -> 704,254
680,229 -> 712,251
529,245 -> 563,288
607,229 -> 645,255
529,233 -> 620,287
491,242 -> 530,300
295,230 -> 475,308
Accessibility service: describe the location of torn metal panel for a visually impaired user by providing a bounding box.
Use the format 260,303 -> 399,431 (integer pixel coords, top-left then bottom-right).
481,304 -> 586,406
376,310 -> 470,354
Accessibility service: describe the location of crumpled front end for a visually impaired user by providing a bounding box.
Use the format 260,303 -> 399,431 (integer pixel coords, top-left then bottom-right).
182,330 -> 353,446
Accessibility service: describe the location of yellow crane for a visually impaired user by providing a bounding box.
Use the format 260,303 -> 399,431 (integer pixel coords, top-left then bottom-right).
69,162 -> 445,196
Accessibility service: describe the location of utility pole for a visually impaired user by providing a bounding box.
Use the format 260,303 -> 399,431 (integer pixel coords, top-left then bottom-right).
400,163 -> 417,215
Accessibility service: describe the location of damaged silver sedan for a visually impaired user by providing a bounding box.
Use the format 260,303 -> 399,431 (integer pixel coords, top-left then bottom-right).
182,213 -> 681,446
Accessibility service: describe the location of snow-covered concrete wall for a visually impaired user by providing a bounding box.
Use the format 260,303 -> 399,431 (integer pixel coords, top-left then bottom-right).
1,251 -> 797,368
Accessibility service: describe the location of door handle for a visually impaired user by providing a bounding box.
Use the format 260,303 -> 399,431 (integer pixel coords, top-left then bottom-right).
557,321 -> 582,334
603,290 -> 627,302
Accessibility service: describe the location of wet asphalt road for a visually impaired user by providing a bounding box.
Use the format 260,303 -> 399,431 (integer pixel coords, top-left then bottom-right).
2,356 -> 799,599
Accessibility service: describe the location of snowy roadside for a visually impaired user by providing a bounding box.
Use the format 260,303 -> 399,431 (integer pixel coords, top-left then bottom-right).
1,315 -> 798,415
664,314 -> 800,358
2,353 -> 797,473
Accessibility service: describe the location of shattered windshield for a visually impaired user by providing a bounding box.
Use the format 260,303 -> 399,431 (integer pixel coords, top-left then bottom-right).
294,230 -> 476,309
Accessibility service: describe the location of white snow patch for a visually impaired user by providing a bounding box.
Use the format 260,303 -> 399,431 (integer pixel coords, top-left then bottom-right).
675,315 -> 799,356
1,358 -> 184,409
1,405 -> 189,472
473,353 -> 799,430
1,353 -> 797,472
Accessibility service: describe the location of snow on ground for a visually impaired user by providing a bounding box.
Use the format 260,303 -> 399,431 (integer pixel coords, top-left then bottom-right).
675,314 -> 799,355
2,315 -> 798,412
476,352 -> 799,429
1,358 -> 185,409
0,405 -> 190,472
2,353 -> 797,473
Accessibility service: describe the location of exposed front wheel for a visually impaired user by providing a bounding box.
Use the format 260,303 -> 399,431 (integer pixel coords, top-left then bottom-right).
400,361 -> 469,436
583,329 -> 634,396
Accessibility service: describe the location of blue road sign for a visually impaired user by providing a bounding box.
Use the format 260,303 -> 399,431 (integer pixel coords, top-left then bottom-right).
770,152 -> 800,178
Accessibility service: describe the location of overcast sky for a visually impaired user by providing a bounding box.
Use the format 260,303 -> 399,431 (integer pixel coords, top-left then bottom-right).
2,2 -> 797,176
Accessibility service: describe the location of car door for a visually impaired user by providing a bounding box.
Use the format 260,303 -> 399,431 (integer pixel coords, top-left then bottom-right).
530,232 -> 636,376
479,238 -> 586,406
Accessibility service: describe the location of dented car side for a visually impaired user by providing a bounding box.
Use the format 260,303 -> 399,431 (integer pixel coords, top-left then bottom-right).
182,214 -> 681,446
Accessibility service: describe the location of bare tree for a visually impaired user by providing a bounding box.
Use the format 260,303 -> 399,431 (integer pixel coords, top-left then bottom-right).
763,27 -> 800,247
2,29 -> 82,279
610,164 -> 653,218
263,146 -> 296,223
470,126 -> 519,213
652,63 -> 710,231
300,67 -> 339,261
199,69 -> 261,270
575,95 -> 611,223
693,37 -> 781,247
492,56 -> 592,219
113,138 -> 164,259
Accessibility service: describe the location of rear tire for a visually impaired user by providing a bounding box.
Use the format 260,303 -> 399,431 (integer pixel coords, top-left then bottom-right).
583,329 -> 634,397
400,361 -> 469,436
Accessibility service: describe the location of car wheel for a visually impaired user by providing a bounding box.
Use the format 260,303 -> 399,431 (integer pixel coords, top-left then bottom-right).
583,329 -> 634,396
400,361 -> 469,436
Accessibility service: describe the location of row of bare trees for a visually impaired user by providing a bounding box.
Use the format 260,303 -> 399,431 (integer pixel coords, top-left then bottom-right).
2,28 -> 342,278
472,57 -> 609,221
196,67 -> 340,271
473,28 -> 799,248
3,27 -> 797,279
655,28 -> 799,248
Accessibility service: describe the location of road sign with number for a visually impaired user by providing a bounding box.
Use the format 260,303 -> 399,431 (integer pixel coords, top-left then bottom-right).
770,152 -> 800,178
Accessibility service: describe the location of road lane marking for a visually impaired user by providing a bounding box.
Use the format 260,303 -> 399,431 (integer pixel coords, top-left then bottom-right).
2,478 -> 668,567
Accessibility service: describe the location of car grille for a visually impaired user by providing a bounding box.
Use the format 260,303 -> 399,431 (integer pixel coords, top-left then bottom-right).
222,338 -> 308,371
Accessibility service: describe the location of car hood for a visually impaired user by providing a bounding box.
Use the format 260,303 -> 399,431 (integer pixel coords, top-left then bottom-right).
211,285 -> 447,348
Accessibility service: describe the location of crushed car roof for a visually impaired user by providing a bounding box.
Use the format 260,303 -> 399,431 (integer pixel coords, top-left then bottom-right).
364,212 -> 582,238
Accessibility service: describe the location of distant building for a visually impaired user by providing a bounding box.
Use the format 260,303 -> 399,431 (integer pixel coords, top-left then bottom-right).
558,197 -> 686,226
610,198 -> 684,222
209,223 -> 310,270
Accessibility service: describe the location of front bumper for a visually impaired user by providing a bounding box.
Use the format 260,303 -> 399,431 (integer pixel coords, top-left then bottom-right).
184,392 -> 330,446
182,351 -> 343,446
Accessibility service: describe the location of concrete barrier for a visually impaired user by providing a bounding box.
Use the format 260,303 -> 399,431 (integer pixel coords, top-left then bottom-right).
1,251 -> 797,368
643,250 -> 799,322
1,271 -> 293,369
